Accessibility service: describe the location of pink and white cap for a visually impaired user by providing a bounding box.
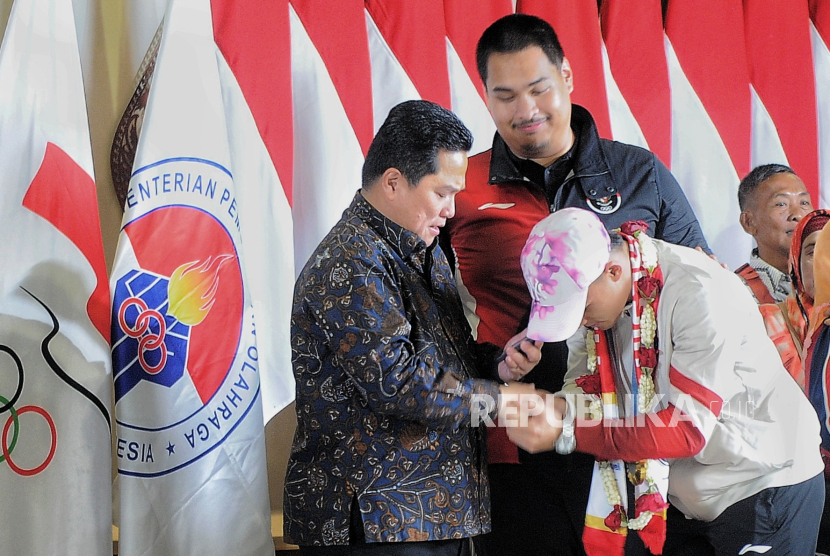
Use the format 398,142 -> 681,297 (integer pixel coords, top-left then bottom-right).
520,208 -> 611,342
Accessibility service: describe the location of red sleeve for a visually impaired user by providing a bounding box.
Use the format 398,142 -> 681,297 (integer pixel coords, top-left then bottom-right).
573,404 -> 705,461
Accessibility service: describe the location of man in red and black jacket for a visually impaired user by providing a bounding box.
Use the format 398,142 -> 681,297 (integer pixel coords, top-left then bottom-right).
440,14 -> 709,556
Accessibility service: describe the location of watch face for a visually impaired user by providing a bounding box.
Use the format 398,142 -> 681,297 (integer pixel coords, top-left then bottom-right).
554,409 -> 577,455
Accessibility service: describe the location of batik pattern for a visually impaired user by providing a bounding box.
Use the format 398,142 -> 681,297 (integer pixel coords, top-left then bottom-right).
284,193 -> 500,545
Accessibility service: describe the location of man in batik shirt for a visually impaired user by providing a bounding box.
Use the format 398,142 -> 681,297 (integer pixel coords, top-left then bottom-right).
284,100 -> 539,556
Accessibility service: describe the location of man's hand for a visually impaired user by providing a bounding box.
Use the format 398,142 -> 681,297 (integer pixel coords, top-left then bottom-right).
498,329 -> 542,383
695,246 -> 728,269
505,394 -> 566,454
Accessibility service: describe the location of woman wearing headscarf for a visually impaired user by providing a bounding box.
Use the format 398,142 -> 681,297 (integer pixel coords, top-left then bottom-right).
760,209 -> 830,388
799,212 -> 830,555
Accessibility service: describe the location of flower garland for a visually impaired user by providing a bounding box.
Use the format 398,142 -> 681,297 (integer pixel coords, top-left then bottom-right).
600,461 -> 625,531
577,221 -> 662,421
583,334 -> 603,419
576,221 -> 668,540
634,225 -> 661,415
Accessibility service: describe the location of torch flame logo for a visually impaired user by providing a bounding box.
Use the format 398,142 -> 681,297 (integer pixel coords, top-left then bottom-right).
167,255 -> 234,326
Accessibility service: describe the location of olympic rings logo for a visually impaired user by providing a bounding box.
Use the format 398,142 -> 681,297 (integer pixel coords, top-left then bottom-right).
1,346 -> 57,476
118,296 -> 168,375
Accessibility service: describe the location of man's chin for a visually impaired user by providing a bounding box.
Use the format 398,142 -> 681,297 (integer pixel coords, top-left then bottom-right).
518,142 -> 550,159
420,232 -> 439,245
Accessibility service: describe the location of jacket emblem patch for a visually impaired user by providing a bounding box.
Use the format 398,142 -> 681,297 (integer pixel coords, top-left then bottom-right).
586,193 -> 621,215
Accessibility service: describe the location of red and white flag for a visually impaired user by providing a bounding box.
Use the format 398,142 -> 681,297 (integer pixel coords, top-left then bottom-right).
444,0 -> 511,155
811,0 -> 830,207
110,0 -> 275,553
289,0 -> 370,269
212,0 -> 296,422
366,0 -> 451,123
665,0 -> 752,269
601,0 -> 671,165
0,0 -> 112,554
744,0 -> 819,201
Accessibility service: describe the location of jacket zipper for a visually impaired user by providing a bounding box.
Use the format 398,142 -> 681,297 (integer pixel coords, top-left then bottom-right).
551,170 -> 610,212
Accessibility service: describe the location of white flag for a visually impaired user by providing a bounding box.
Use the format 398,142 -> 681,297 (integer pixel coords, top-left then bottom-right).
109,0 -> 273,553
0,0 -> 112,554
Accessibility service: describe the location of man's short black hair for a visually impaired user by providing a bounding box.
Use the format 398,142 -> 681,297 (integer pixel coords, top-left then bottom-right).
476,13 -> 565,86
362,100 -> 473,189
738,163 -> 797,211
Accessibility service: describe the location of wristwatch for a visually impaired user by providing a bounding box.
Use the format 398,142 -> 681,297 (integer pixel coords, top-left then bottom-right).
554,396 -> 576,455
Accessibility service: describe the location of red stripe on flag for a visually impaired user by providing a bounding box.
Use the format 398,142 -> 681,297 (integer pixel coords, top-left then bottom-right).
670,365 -> 724,417
290,0 -> 374,154
813,0 -> 830,41
365,0 -> 452,109
744,0 -> 819,200
601,0 -> 671,166
444,0 -> 513,102
517,0 -> 612,139
211,0 -> 295,203
22,142 -> 109,341
665,0 -> 751,178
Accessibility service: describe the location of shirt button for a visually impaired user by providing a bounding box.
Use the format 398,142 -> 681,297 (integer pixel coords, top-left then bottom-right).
588,189 -> 597,196
607,187 -> 617,193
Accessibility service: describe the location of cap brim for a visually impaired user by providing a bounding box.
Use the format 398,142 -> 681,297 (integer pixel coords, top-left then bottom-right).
526,289 -> 588,343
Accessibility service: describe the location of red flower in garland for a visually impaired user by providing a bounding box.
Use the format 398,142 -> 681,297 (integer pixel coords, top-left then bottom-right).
639,347 -> 658,369
604,504 -> 625,531
576,373 -> 602,395
635,492 -> 668,515
637,276 -> 662,299
620,221 -> 649,235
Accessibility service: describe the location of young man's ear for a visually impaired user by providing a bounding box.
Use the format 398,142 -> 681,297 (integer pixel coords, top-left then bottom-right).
560,57 -> 574,94
606,261 -> 624,282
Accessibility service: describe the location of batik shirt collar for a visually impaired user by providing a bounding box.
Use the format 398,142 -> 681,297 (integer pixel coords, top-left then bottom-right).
351,191 -> 431,271
750,248 -> 792,303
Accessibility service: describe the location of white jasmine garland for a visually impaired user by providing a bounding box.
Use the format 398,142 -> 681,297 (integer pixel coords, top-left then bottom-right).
588,398 -> 603,420
638,368 -> 655,414
586,332 -> 597,373
584,331 -> 603,419
600,462 -> 622,507
627,510 -> 653,530
638,233 -> 658,270
640,305 -> 656,347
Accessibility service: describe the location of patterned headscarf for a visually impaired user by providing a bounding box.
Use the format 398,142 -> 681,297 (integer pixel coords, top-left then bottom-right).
790,209 -> 830,331
802,223 -> 830,473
